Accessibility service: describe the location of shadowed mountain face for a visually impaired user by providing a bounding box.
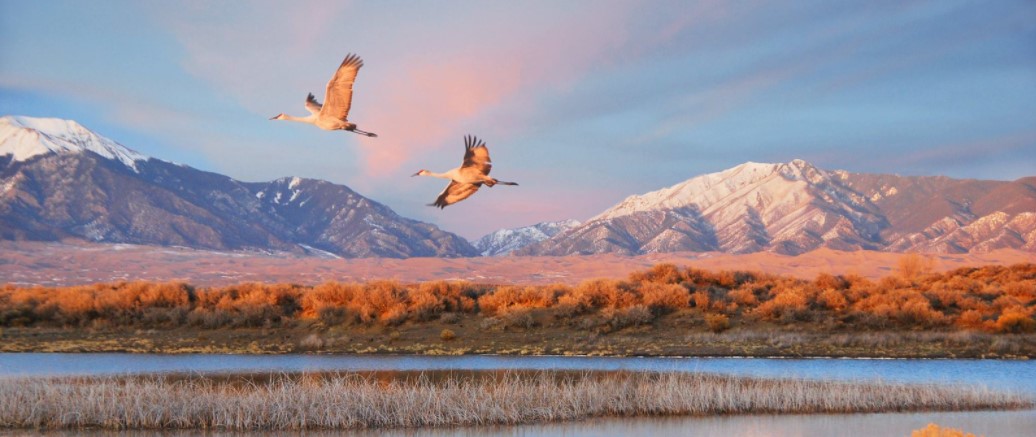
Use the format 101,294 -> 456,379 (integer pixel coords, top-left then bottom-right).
0,115 -> 477,258
518,160 -> 1035,256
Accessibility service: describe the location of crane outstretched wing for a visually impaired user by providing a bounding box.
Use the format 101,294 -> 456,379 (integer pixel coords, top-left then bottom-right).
431,181 -> 482,208
304,93 -> 322,114
461,135 -> 492,176
321,54 -> 363,121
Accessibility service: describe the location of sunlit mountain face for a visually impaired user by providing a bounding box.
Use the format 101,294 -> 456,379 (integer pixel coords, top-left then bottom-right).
517,160 -> 1036,256
0,116 -> 477,258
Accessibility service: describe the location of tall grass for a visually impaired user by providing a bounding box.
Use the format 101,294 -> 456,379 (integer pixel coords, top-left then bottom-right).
0,371 -> 1029,430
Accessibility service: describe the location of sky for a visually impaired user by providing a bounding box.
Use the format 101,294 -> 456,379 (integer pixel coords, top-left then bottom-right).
1,0 -> 1035,240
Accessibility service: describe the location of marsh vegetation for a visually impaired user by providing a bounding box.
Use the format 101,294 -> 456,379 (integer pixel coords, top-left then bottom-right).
0,370 -> 1030,430
2,261 -> 1033,357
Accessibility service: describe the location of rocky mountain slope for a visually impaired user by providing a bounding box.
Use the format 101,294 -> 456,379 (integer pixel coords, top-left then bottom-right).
472,219 -> 580,256
519,160 -> 1035,256
0,115 -> 477,258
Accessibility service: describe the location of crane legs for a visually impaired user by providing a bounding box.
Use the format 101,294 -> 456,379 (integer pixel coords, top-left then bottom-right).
350,128 -> 378,138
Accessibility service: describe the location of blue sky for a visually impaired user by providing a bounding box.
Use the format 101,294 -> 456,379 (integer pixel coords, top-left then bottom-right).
2,0 -> 1034,239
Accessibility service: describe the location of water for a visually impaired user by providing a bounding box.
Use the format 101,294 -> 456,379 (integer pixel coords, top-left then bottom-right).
1,354 -> 1033,436
1,353 -> 1034,394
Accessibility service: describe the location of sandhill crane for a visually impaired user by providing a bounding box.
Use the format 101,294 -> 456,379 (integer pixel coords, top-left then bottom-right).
269,53 -> 377,137
413,135 -> 518,208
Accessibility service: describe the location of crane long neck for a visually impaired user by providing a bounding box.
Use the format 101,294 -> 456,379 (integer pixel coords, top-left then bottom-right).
281,114 -> 314,123
426,171 -> 452,179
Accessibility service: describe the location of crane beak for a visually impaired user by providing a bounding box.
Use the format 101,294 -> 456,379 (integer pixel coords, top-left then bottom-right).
268,114 -> 280,120
411,172 -> 421,177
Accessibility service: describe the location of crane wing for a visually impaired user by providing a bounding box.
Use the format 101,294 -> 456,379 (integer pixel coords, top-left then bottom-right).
431,181 -> 482,208
320,54 -> 363,121
461,135 -> 492,176
305,93 -> 322,115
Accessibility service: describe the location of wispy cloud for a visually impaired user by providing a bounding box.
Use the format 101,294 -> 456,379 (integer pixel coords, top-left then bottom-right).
0,73 -> 204,146
891,131 -> 1036,168
156,0 -> 353,116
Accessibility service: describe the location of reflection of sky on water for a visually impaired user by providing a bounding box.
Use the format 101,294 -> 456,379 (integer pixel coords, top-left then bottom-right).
2,353 -> 1034,394
5,410 -> 1034,437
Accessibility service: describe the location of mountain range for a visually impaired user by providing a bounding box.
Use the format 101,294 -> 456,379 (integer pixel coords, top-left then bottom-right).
517,160 -> 1036,255
0,115 -> 477,258
2,115 -> 1033,259
472,219 -> 581,256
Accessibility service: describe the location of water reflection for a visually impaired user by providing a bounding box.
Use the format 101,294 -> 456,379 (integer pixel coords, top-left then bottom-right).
2,353 -> 1035,394
3,411 -> 1033,437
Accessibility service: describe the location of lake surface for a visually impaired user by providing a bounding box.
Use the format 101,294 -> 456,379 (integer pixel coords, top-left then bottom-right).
1,353 -> 1033,436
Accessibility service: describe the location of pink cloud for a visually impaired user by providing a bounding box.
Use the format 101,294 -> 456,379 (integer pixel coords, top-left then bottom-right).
353,53 -> 526,178
350,4 -> 645,181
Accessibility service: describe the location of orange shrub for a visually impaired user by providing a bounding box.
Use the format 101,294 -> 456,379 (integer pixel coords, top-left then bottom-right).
817,288 -> 848,311
478,286 -> 557,316
629,263 -> 682,284
853,289 -> 946,327
357,281 -> 408,324
705,313 -> 730,333
639,283 -> 690,314
814,273 -> 849,290
995,306 -> 1035,333
690,290 -> 710,310
564,279 -> 637,311
956,310 -> 985,330
728,287 -> 758,306
301,283 -> 361,318
753,286 -> 810,322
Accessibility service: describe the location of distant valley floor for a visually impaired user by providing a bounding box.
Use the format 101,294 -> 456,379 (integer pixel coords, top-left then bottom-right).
0,241 -> 1031,287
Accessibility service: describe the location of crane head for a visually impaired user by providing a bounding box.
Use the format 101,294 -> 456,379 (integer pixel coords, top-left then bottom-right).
412,170 -> 429,177
269,113 -> 285,120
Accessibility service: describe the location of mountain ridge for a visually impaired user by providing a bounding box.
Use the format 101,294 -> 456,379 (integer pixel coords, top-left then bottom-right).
517,160 -> 1035,256
0,115 -> 477,258
473,219 -> 581,256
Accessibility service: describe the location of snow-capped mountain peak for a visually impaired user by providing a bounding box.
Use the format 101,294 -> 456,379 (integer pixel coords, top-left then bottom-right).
523,159 -> 1036,257
593,159 -> 828,221
473,219 -> 581,256
0,115 -> 148,170
0,116 -> 477,258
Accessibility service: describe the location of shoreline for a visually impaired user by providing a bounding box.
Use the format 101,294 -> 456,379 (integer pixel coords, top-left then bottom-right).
2,326 -> 1033,359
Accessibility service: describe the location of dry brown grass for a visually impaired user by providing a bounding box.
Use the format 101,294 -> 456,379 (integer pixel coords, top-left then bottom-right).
0,371 -> 1029,431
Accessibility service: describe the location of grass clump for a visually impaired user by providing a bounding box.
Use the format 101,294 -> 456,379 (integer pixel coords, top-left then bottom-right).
440,328 -> 456,341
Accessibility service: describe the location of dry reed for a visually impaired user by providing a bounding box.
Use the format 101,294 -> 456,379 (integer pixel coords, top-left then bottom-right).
0,371 -> 1029,430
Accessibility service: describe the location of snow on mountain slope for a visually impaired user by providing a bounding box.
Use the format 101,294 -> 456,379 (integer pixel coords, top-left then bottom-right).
533,159 -> 887,255
0,115 -> 478,258
521,160 -> 1035,256
0,115 -> 148,170
473,219 -> 581,256
597,159 -> 870,221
